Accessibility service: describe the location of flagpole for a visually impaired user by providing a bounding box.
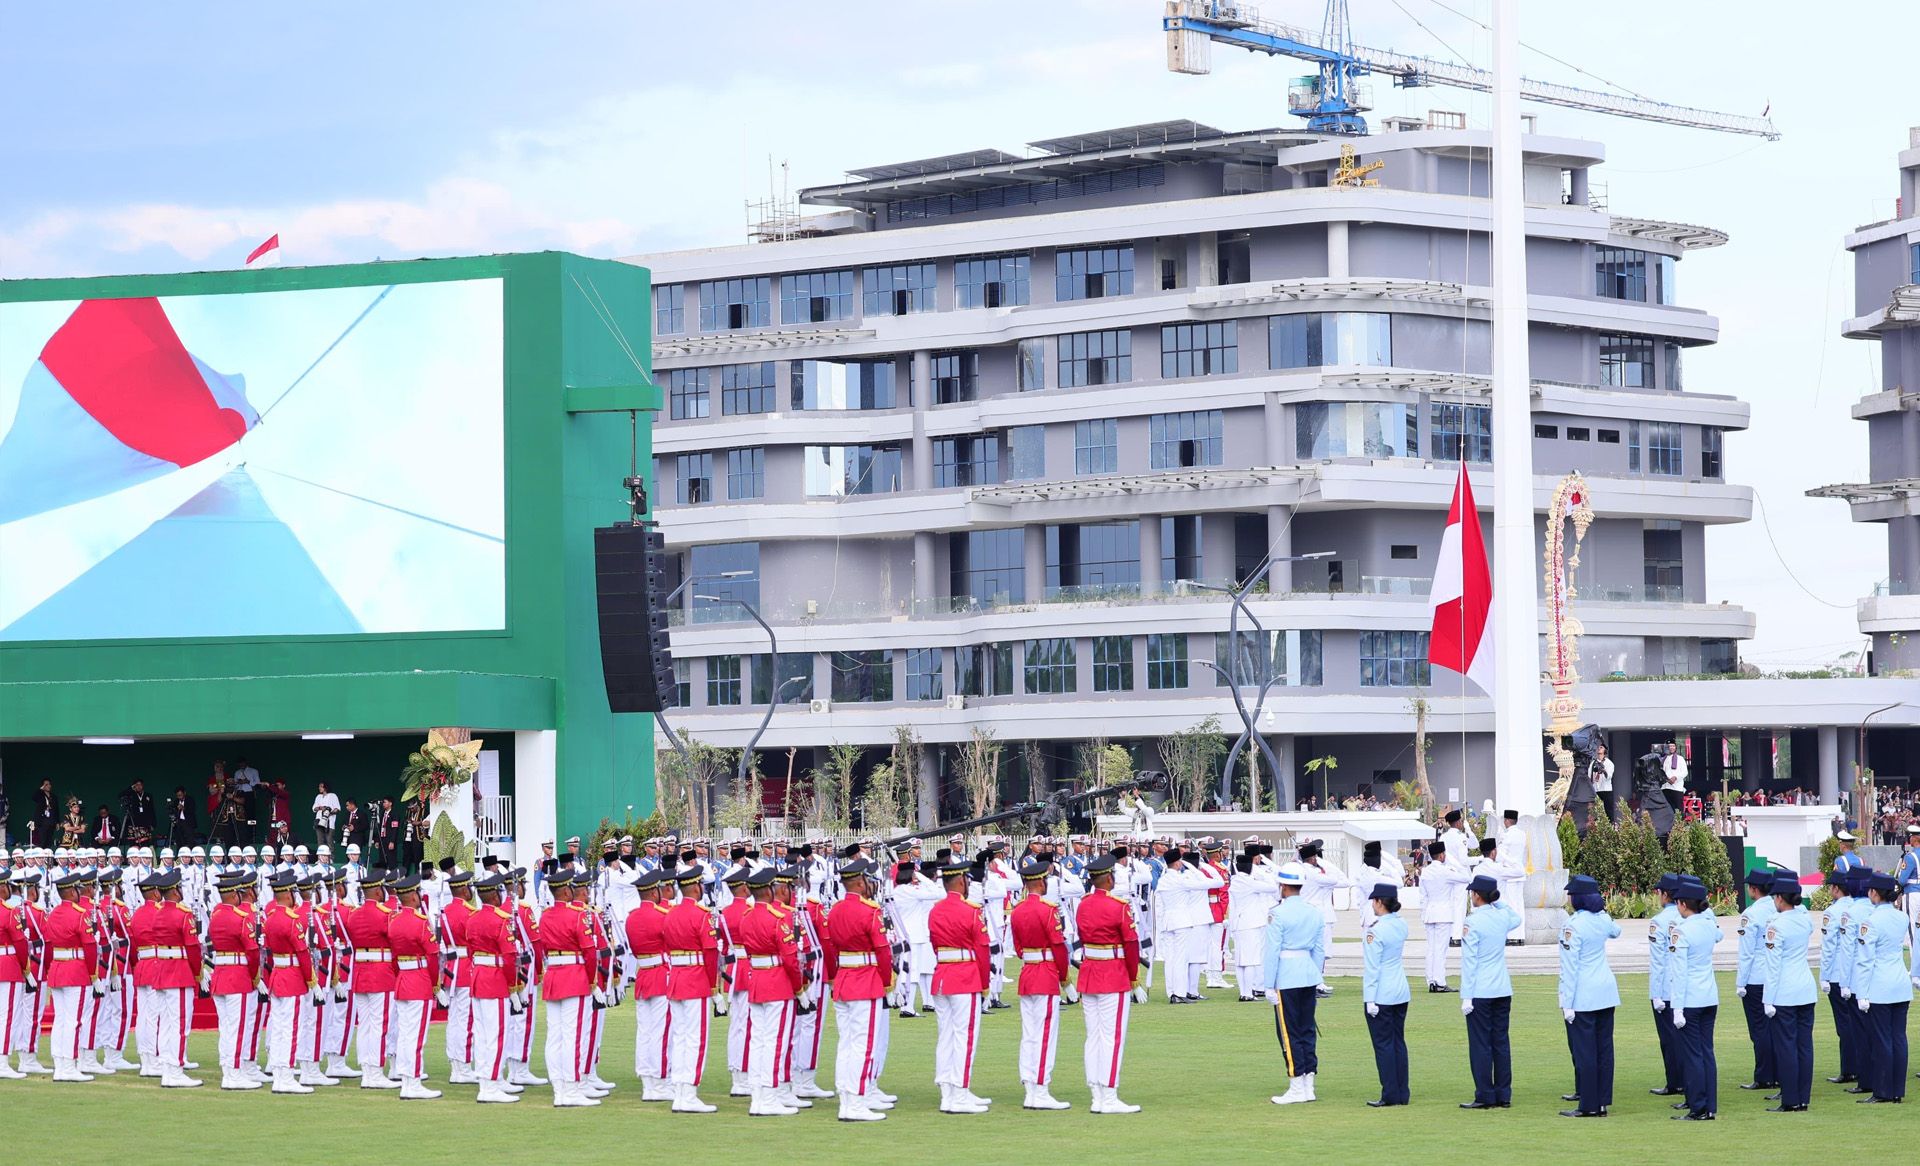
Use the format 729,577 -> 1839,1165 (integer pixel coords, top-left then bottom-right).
1489,0 -> 1545,816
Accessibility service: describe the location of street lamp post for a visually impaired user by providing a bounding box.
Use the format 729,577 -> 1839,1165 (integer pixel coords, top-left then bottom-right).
1857,700 -> 1914,830
691,590 -> 783,791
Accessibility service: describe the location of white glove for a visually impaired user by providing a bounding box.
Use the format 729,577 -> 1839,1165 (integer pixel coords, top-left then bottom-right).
1652,1000 -> 1666,1013
433,988 -> 450,1009
1818,980 -> 1829,994
1840,986 -> 1852,1000
1735,986 -> 1746,998
90,980 -> 108,999
1129,986 -> 1148,1005
309,988 -> 325,1007
1856,998 -> 1870,1013
334,983 -> 349,1003
711,992 -> 730,1017
1265,989 -> 1279,1006
1461,1000 -> 1474,1016
1562,1008 -> 1575,1023
1673,1011 -> 1686,1029
1366,1002 -> 1379,1017
1764,1003 -> 1776,1018
592,987 -> 609,1008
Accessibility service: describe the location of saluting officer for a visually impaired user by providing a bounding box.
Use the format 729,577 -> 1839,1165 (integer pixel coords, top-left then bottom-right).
1665,875 -> 1721,1121
1646,872 -> 1686,1097
1459,873 -> 1520,1110
1557,874 -> 1619,1118
1851,872 -> 1913,1104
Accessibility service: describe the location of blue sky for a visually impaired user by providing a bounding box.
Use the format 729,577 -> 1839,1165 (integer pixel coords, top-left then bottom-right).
2,0 -> 1912,666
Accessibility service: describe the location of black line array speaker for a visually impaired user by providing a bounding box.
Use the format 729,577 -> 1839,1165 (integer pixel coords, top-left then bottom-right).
594,523 -> 674,713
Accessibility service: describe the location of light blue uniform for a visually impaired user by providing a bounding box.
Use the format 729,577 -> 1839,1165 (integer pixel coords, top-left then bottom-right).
1260,894 -> 1326,991
1557,910 -> 1621,1012
1647,902 -> 1679,1003
1760,907 -> 1818,1007
1853,902 -> 1914,1004
1460,901 -> 1519,1001
1734,896 -> 1777,994
1664,910 -> 1721,1009
1361,913 -> 1410,1007
1819,893 -> 1859,989
1832,851 -> 1863,874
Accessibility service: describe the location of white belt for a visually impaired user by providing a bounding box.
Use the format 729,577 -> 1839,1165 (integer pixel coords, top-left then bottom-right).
546,953 -> 584,967
51,947 -> 88,960
633,955 -> 665,969
354,949 -> 392,962
749,955 -> 782,969
445,946 -> 468,958
1019,949 -> 1055,963
1279,949 -> 1312,959
1082,945 -> 1123,960
934,948 -> 975,963
472,953 -> 505,968
270,954 -> 299,968
211,953 -> 249,966
837,952 -> 877,969
729,945 -> 747,959
667,953 -> 704,967
137,946 -> 187,959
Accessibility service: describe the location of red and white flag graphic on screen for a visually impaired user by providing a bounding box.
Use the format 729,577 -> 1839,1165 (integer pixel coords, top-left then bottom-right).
1428,462 -> 1493,695
245,234 -> 280,267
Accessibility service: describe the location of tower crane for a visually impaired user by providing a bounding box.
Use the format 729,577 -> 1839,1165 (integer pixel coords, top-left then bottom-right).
1163,0 -> 1778,139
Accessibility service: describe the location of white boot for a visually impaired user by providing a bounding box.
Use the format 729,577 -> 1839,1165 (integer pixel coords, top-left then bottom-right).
1094,1084 -> 1141,1113
749,1085 -> 798,1116
79,1050 -> 112,1075
0,1059 -> 25,1080
1270,1076 -> 1310,1105
500,1079 -> 526,1094
361,1066 -> 401,1089
325,1054 -> 355,1078
940,1082 -> 986,1114
475,1080 -> 521,1103
1026,1083 -> 1071,1110
51,1056 -> 94,1083
508,1059 -> 547,1086
447,1060 -> 477,1084
640,1074 -> 673,1101
585,1070 -> 616,1092
16,1054 -> 51,1075
672,1081 -> 717,1113
138,1057 -> 162,1078
1302,1072 -> 1317,1101
244,1063 -> 271,1083
299,1061 -> 337,1086
221,1068 -> 262,1090
104,1049 -> 137,1071
956,1085 -> 992,1107
868,1085 -> 898,1104
400,1076 -> 443,1100
778,1081 -> 813,1109
729,1069 -> 750,1097
160,1065 -> 203,1088
793,1068 -> 834,1099
549,1079 -> 597,1107
272,1067 -> 314,1094
838,1094 -> 886,1121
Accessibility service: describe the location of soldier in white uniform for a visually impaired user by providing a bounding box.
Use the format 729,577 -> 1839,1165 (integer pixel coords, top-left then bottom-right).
892,860 -> 945,1017
1296,839 -> 1353,996
1228,838 -> 1280,1000
1157,845 -> 1225,1003
1479,827 -> 1529,945
1437,810 -> 1478,944
1416,840 -> 1469,992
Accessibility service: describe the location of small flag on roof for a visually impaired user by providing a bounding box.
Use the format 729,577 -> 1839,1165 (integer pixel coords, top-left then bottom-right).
245,234 -> 280,268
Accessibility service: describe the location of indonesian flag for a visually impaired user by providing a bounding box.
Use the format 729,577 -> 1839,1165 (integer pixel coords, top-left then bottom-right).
1428,462 -> 1493,695
245,234 -> 280,267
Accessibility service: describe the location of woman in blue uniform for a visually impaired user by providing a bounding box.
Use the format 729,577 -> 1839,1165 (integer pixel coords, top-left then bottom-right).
1359,882 -> 1410,1107
1759,870 -> 1816,1112
1558,874 -> 1620,1117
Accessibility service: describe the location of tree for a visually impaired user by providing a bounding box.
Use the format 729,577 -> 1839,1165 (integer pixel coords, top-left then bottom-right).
889,725 -> 923,829
1022,740 -> 1047,802
1555,812 -> 1581,873
714,755 -> 764,837
1664,825 -> 1695,879
1408,697 -> 1437,809
1157,716 -> 1228,813
812,742 -> 862,837
1575,803 -> 1619,893
1623,811 -> 1666,895
655,737 -> 734,835
1689,822 -> 1733,893
957,728 -> 1003,821
1303,755 -> 1340,807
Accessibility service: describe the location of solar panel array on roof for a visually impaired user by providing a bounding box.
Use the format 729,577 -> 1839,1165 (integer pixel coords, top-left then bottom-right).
1026,119 -> 1227,156
845,148 -> 1022,182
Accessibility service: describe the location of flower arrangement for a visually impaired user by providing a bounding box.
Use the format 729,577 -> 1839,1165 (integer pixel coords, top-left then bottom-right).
401,728 -> 484,808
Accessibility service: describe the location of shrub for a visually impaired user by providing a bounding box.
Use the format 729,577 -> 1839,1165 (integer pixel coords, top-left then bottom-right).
588,810 -> 667,861
1577,804 -> 1619,892
1808,886 -> 1836,912
1556,813 -> 1581,873
1619,811 -> 1667,895
1708,888 -> 1739,916
1604,891 -> 1656,919
1815,836 -> 1842,875
1664,827 -> 1695,879
1690,823 -> 1734,893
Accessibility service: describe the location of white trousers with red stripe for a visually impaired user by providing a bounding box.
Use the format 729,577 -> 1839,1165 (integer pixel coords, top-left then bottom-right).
214,993 -> 259,1072
5,984 -> 40,1055
633,993 -> 670,1080
265,993 -> 306,1070
1206,921 -> 1228,974
666,997 -> 710,1086
91,975 -> 128,1055
470,995 -> 509,1083
444,986 -> 474,1066
51,986 -> 86,1061
1081,991 -> 1131,1089
790,985 -> 827,1074
323,990 -> 354,1059
506,986 -> 536,1065
353,992 -> 393,1070
929,992 -> 981,1089
145,986 -> 190,1068
745,999 -> 793,1089
833,995 -> 886,1097
1018,993 -> 1061,1086
395,998 -> 434,1080
300,985 -> 325,1065
725,989 -> 750,1072
544,995 -> 592,1084
135,983 -> 158,1060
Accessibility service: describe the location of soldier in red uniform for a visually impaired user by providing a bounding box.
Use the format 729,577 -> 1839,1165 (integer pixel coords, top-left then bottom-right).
387,873 -> 442,1100
789,872 -> 835,1105
345,869 -> 398,1088
290,874 -> 337,1087
503,867 -> 545,1089
538,871 -> 601,1107
928,856 -> 992,1114
825,857 -> 896,1121
579,877 -> 617,1095
624,867 -> 674,1100
436,869 -> 478,1084
719,863 -> 754,1097
1010,856 -> 1072,1110
465,872 -> 523,1103
663,864 -> 719,1113
206,871 -> 264,1089
42,871 -> 99,1081
319,869 -> 358,1078
131,869 -> 204,1087
1201,839 -> 1232,990
1,871 -> 37,1079
740,867 -> 803,1116
4,871 -> 50,1076
1075,853 -> 1144,1113
262,870 -> 319,1094
84,869 -> 134,1077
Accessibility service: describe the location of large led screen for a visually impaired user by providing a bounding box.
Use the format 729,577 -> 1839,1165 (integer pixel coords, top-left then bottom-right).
0,278 -> 505,641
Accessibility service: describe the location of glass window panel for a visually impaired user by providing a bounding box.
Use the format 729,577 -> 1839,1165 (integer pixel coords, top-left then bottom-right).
1159,321 -> 1238,379
955,253 -> 1030,309
720,362 -> 776,415
803,445 -> 904,496
779,270 -> 854,324
705,655 -> 743,706
653,284 -> 685,335
1146,633 -> 1188,690
667,367 -> 710,420
1055,245 -> 1134,301
1358,630 -> 1431,687
862,264 -> 937,316
829,650 -> 893,703
931,351 -> 978,404
1598,334 -> 1655,388
1149,410 -> 1224,468
1297,402 -> 1415,459
675,452 -> 712,505
725,447 -> 763,500
1023,637 -> 1077,694
905,647 -> 944,701
1045,522 -> 1140,595
688,543 -> 758,623
949,528 -> 1025,606
791,359 -> 896,410
1269,312 -> 1392,369
751,653 -> 814,705
698,278 -> 771,331
1073,418 -> 1118,475
1007,425 -> 1046,480
1646,422 -> 1683,476
1091,635 -> 1133,692
1058,330 -> 1131,388
932,433 -> 1003,489
1017,338 -> 1045,391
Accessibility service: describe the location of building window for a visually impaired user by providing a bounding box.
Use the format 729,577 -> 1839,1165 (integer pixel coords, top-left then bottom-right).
1017,338 -> 1045,391
930,351 -> 978,404
1160,321 -> 1238,378
1701,426 -> 1722,478
1646,422 -> 1683,476
1598,333 -> 1655,388
1215,629 -> 1323,687
956,643 -> 1014,697
803,445 -> 903,496
905,647 -> 943,701
654,284 -> 685,335
955,253 -> 1030,308
1023,637 -> 1076,694
1058,330 -> 1131,388
1912,241 -> 1920,283
688,542 -> 758,623
1149,410 -> 1224,468
725,448 -> 764,500
887,165 -> 1163,223
1160,515 -> 1199,583
1055,245 -> 1133,301
1627,420 -> 1641,472
720,362 -> 776,416
1146,633 -> 1188,690
1269,312 -> 1392,368
1534,424 -> 1558,439
1567,427 -> 1591,441
676,452 -> 713,505
830,650 -> 893,703
932,433 -> 1003,488
1429,402 -> 1492,464
1597,429 -> 1620,444
1700,638 -> 1736,674
1390,544 -> 1418,560
1664,343 -> 1683,390
791,359 -> 896,410
1074,419 -> 1118,475
863,263 -> 936,316
1046,521 -> 1140,595
780,270 -> 854,324
1358,630 -> 1430,687
671,658 -> 690,709
1091,636 -> 1133,693
1594,247 -> 1650,302
698,277 -> 771,331
950,528 -> 1024,606
1297,402 -> 1417,459
667,367 -> 710,420
1643,521 -> 1682,601
1007,425 -> 1045,480
753,653 -> 814,704
705,655 -> 743,706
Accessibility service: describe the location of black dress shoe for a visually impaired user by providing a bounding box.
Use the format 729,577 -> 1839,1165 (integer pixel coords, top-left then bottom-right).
1428,984 -> 1456,994
1766,1104 -> 1807,1112
1505,939 -> 1524,947
1494,1101 -> 1511,1108
1448,939 -> 1462,948
1648,1087 -> 1682,1096
1765,1092 -> 1781,1101
1858,1096 -> 1901,1104
1561,1093 -> 1581,1102
1671,1100 -> 1691,1109
1674,1111 -> 1714,1121
1168,996 -> 1190,1005
1190,993 -> 1208,1001
1559,1109 -> 1607,1118
1459,1100 -> 1495,1110
1367,1100 -> 1390,1108
1827,1074 -> 1856,1084
1845,1085 -> 1872,1095
1737,1082 -> 1774,1091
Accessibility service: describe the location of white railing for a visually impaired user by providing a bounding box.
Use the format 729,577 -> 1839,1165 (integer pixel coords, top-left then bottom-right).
476,795 -> 515,845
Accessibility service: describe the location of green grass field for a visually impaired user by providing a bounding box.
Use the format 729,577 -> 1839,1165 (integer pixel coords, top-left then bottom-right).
5,973 -> 1910,1159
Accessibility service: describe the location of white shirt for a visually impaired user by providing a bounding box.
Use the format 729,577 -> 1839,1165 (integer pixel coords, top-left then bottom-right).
312,792 -> 340,828
1588,757 -> 1614,792
233,766 -> 261,791
1662,753 -> 1688,790
1299,859 -> 1354,923
1156,862 -> 1225,931
1228,862 -> 1281,933
1417,858 -> 1470,925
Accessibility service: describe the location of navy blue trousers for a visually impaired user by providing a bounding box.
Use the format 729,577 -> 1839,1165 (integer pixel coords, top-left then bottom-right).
1652,1001 -> 1684,1090
1678,1005 -> 1718,1116
1274,986 -> 1318,1078
1466,995 -> 1512,1105
1740,985 -> 1777,1085
1864,1001 -> 1910,1101
1828,984 -> 1858,1079
1566,1007 -> 1615,1111
1768,1002 -> 1815,1108
1365,1002 -> 1409,1104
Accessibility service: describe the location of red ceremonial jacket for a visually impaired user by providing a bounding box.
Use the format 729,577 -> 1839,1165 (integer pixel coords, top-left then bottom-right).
720,898 -> 751,995
513,902 -> 542,981
1204,860 -> 1230,924
537,903 -> 594,1000
740,901 -> 802,1003
1009,894 -> 1069,995
0,903 -> 30,982
206,902 -> 260,995
928,892 -> 990,996
262,903 -> 313,997
624,901 -> 672,998
389,906 -> 438,1001
663,898 -> 719,1001
464,903 -> 519,1000
1073,888 -> 1140,996
441,896 -> 477,989
823,895 -> 892,1002
133,901 -> 201,989
346,900 -> 397,993
41,900 -> 97,988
